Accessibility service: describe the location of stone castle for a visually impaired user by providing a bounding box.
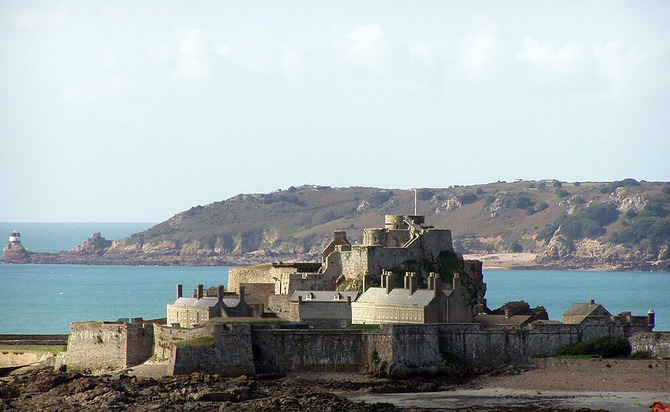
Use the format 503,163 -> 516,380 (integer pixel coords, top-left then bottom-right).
54,214 -> 667,376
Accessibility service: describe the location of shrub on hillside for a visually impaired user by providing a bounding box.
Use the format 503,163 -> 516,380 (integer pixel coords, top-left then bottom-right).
458,192 -> 478,204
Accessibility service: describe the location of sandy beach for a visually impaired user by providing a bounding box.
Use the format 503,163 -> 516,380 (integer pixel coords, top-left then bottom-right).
352,358 -> 670,411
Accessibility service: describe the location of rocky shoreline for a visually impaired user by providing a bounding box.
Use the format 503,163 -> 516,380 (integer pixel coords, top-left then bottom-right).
4,232 -> 669,271
2,358 -> 668,411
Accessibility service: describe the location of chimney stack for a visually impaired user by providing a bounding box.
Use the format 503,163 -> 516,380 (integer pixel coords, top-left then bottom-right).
197,284 -> 204,299
589,299 -> 595,306
384,270 -> 394,294
407,272 -> 417,295
362,271 -> 370,292
239,285 -> 245,303
177,284 -> 183,298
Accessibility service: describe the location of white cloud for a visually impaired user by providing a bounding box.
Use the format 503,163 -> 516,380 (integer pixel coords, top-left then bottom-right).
10,7 -> 71,30
517,36 -> 584,75
335,24 -> 389,70
409,42 -> 434,67
460,16 -> 502,78
215,43 -> 273,72
171,29 -> 210,80
594,42 -> 641,99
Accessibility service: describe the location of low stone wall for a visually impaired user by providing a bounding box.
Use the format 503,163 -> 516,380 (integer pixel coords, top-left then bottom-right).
0,334 -> 68,346
630,332 -> 670,359
0,351 -> 54,368
153,324 -> 211,361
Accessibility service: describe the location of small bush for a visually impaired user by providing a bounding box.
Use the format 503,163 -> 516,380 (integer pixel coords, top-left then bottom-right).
458,192 -> 478,204
555,337 -> 631,358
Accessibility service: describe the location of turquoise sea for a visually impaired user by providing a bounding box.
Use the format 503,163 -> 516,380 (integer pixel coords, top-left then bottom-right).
0,223 -> 668,333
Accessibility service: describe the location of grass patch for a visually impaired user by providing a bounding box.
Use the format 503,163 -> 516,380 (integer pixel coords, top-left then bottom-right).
345,324 -> 380,330
0,345 -> 66,354
175,337 -> 215,347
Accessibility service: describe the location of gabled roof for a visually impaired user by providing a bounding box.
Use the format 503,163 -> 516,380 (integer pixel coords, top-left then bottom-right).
354,287 -> 445,307
170,297 -> 220,308
290,290 -> 359,303
563,302 -> 611,317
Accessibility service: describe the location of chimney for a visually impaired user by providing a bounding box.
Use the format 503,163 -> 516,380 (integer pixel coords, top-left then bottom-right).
298,295 -> 303,305
427,273 -> 434,291
197,284 -> 204,299
385,271 -> 394,294
452,272 -> 461,291
347,296 -> 352,305
407,272 -> 417,295
362,272 -> 370,292
589,299 -> 595,306
239,285 -> 246,304
177,284 -> 183,298
404,272 -> 409,289
504,308 -> 510,319
218,285 -> 224,303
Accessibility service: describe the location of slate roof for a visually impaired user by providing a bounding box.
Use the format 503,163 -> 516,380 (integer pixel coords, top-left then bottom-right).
171,297 -> 220,308
290,290 -> 359,303
563,302 -> 611,317
354,287 -> 447,307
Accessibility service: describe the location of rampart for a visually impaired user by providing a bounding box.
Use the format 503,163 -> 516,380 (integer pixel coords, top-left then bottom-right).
56,321 -> 670,376
170,324 -> 255,376
55,322 -> 153,372
630,332 -> 670,359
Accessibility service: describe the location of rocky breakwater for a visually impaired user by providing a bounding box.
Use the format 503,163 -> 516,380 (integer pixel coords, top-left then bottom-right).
1,232 -> 311,266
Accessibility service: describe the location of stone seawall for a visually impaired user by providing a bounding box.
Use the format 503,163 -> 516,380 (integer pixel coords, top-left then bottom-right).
56,321 -> 670,376
630,332 -> 670,359
170,324 -> 255,376
55,322 -> 153,372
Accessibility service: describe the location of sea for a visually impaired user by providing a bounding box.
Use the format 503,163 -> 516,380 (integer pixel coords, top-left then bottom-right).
0,223 -> 668,334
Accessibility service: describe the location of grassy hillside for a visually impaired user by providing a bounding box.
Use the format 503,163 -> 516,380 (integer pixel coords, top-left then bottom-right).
115,179 -> 670,270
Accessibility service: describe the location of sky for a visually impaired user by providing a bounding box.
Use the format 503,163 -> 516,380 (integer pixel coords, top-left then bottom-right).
2,1 -> 669,222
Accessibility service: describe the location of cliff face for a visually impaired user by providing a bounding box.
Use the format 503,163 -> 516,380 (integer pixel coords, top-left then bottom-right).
3,180 -> 669,270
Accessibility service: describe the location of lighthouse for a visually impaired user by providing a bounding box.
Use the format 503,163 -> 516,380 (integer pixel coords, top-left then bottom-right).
8,231 -> 20,243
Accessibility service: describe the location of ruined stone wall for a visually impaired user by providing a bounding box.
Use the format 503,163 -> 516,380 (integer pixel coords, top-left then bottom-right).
54,322 -> 151,372
169,324 -> 255,376
153,324 -> 211,360
629,332 -> 670,359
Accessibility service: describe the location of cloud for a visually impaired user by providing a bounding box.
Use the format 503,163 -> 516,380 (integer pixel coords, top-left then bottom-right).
517,36 -> 584,75
171,29 -> 210,80
57,76 -> 127,104
409,42 -> 434,67
334,24 -> 389,70
593,42 -> 642,99
10,7 -> 71,30
460,16 -> 502,78
215,43 -> 273,72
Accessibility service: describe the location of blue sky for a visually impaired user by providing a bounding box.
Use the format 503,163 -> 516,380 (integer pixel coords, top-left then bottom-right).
2,1 -> 669,222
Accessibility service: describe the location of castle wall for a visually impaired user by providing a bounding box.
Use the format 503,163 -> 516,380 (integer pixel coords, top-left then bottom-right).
228,266 -> 296,292
54,322 -> 153,372
153,324 -> 211,360
250,327 -> 390,374
169,324 -> 255,376
629,332 -> 670,359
